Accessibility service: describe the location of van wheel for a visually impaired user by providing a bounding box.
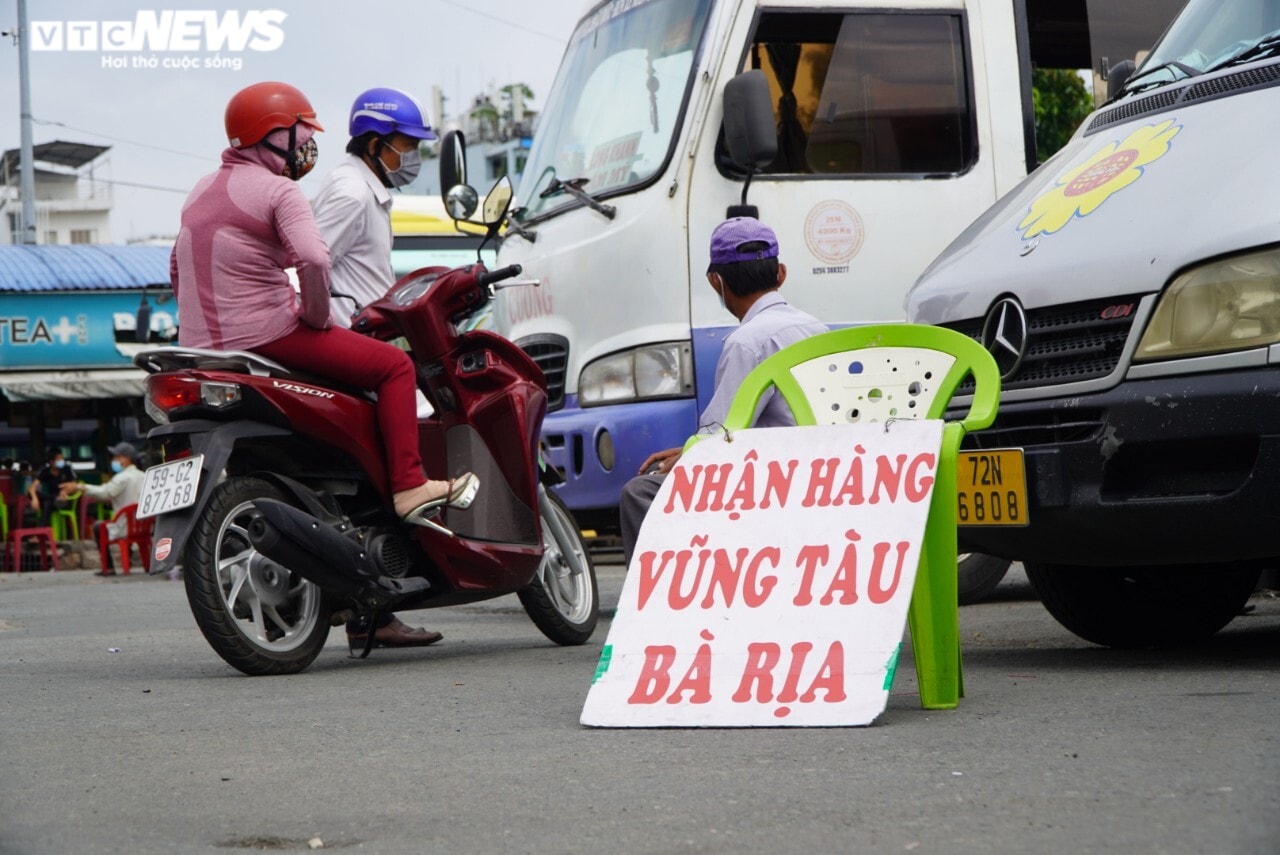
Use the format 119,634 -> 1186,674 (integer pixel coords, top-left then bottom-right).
957,553 -> 1011,605
1023,561 -> 1260,647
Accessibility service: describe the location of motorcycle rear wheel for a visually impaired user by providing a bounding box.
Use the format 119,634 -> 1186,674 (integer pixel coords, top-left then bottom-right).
519,486 -> 599,645
184,476 -> 331,675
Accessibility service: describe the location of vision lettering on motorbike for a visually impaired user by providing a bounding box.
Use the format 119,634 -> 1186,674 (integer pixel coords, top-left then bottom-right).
1018,119 -> 1182,241
581,421 -> 941,727
271,380 -> 335,399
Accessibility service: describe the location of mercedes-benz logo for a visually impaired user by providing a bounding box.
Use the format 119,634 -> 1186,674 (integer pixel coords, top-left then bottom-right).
981,297 -> 1028,380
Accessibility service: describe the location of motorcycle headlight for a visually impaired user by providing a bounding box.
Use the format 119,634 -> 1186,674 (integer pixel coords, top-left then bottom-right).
578,342 -> 694,406
1136,247 -> 1280,361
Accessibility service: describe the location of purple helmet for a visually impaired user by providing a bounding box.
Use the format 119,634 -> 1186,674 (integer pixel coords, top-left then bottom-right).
348,87 -> 436,140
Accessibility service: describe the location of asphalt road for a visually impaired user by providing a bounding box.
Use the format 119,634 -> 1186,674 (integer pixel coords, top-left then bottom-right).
2,563 -> 1278,854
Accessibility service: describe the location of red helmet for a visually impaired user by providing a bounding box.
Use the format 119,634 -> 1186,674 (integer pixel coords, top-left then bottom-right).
224,81 -> 324,149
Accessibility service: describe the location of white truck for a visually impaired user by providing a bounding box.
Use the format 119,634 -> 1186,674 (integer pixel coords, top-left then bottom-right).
907,0 -> 1280,645
492,0 -> 1176,598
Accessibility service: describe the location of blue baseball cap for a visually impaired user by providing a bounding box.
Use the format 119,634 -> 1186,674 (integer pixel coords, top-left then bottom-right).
709,217 -> 780,265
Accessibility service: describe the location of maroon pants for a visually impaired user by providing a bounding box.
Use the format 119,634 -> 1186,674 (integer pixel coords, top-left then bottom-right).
254,324 -> 426,494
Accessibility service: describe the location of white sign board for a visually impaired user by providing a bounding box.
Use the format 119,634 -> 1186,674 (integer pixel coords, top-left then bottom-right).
582,421 -> 943,727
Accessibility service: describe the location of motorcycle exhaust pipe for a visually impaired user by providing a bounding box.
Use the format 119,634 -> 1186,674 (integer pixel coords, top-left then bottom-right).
247,499 -> 385,599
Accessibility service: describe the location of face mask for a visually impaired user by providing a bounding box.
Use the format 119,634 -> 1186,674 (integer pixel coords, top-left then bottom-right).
263,125 -> 318,181
289,137 -> 318,179
53,459 -> 65,469
382,141 -> 421,188
111,460 -> 124,474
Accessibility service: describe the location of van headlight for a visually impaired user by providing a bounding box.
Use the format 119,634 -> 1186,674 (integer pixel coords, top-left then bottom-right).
1135,247 -> 1280,361
578,342 -> 694,406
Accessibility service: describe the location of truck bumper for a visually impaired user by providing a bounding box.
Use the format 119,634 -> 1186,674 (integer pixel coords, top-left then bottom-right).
541,395 -> 699,520
958,367 -> 1280,566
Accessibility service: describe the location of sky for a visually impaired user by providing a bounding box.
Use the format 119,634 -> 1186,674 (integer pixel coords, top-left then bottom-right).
0,0 -> 587,241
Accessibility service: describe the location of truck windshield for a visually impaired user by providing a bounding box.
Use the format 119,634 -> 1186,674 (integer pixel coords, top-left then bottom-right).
1140,0 -> 1280,79
514,0 -> 713,222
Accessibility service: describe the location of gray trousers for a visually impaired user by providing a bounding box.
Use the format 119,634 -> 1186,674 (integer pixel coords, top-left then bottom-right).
619,472 -> 666,567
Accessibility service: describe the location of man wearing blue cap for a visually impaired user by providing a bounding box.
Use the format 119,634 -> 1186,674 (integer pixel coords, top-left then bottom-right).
313,86 -> 436,328
312,87 -> 447,648
619,216 -> 827,565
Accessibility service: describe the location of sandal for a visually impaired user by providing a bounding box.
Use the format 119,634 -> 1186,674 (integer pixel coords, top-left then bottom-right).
399,472 -> 480,527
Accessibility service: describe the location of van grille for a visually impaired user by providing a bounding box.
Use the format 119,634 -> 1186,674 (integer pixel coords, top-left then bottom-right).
941,295 -> 1142,393
1087,59 -> 1280,134
517,334 -> 568,411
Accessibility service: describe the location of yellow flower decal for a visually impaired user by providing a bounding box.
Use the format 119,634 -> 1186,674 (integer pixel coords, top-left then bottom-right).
1018,119 -> 1182,240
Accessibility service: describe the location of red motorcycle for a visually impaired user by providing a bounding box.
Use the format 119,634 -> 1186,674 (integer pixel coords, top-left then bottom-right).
135,171 -> 598,675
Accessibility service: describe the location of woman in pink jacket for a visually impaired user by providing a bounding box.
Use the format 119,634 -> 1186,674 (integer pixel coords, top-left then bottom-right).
170,82 -> 477,526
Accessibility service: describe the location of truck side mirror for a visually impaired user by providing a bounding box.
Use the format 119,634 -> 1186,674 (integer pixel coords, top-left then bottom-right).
722,70 -> 777,217
439,130 -> 469,205
723,70 -> 778,172
1107,59 -> 1137,98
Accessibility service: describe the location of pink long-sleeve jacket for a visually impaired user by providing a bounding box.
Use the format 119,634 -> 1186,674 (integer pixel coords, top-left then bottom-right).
170,140 -> 331,350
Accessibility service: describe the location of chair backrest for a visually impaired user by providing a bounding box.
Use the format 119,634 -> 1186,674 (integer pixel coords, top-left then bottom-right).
111,504 -> 143,536
706,324 -> 999,437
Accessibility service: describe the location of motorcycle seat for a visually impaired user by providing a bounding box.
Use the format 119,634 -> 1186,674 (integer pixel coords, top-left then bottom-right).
133,346 -> 377,402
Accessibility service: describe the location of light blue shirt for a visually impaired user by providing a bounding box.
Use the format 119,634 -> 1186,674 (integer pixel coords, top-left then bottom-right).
699,291 -> 827,431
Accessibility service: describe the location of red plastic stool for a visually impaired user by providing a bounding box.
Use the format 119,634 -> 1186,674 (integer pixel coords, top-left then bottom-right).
9,527 -> 59,573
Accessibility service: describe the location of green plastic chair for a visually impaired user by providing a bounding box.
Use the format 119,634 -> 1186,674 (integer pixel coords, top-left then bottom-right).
50,491 -> 81,542
687,324 -> 1000,710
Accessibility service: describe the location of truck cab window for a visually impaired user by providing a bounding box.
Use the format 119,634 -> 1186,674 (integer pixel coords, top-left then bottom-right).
723,11 -> 975,176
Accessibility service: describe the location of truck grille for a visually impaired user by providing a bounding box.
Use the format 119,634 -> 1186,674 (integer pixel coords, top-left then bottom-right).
517,334 -> 568,411
941,295 -> 1142,393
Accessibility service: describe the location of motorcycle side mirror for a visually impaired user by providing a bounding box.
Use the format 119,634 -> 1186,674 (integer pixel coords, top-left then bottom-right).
438,129 -> 468,202
445,184 -> 480,221
481,175 -> 514,226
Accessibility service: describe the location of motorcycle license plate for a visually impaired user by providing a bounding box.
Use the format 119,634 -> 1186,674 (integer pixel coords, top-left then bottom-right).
137,455 -> 204,519
957,449 -> 1028,527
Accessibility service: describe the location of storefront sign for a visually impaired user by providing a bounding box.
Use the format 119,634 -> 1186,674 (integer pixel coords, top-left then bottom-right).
0,292 -> 177,370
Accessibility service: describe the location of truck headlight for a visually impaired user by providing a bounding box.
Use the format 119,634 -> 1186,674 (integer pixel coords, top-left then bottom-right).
1135,247 -> 1280,361
578,342 -> 694,406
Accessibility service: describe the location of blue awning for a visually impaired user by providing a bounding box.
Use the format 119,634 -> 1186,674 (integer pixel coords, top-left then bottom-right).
0,245 -> 172,293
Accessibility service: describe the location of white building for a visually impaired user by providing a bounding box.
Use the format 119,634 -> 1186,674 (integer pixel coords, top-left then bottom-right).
1,141 -> 113,246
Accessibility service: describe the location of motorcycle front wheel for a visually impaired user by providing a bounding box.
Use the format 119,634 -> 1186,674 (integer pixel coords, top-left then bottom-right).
519,486 -> 599,645
184,476 -> 331,675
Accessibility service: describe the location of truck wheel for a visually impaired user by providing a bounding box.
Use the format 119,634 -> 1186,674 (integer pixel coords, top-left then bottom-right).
1023,561 -> 1260,647
957,553 -> 1012,605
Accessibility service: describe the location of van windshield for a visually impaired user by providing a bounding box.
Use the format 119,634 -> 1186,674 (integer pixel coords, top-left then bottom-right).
514,0 -> 712,221
1141,0 -> 1280,78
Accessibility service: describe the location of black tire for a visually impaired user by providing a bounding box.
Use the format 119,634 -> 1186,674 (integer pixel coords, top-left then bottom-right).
184,476 -> 331,675
518,487 -> 598,645
957,553 -> 1012,605
1024,561 -> 1261,648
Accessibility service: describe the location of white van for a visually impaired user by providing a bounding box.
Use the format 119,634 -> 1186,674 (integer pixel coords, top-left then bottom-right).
493,0 -> 1174,565
906,0 -> 1280,645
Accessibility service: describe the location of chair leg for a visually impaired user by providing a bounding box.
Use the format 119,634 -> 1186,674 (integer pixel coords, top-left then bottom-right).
907,431 -> 964,710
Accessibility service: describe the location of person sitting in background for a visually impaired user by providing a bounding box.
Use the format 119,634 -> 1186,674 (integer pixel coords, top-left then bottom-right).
27,447 -> 77,526
61,442 -> 145,577
619,217 -> 827,566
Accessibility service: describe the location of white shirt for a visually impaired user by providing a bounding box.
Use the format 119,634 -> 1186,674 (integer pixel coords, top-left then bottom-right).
81,464 -> 145,539
699,291 -> 827,431
311,154 -> 394,327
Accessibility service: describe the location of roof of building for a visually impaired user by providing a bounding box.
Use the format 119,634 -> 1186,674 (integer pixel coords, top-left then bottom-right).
1,141 -> 111,182
0,244 -> 172,293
